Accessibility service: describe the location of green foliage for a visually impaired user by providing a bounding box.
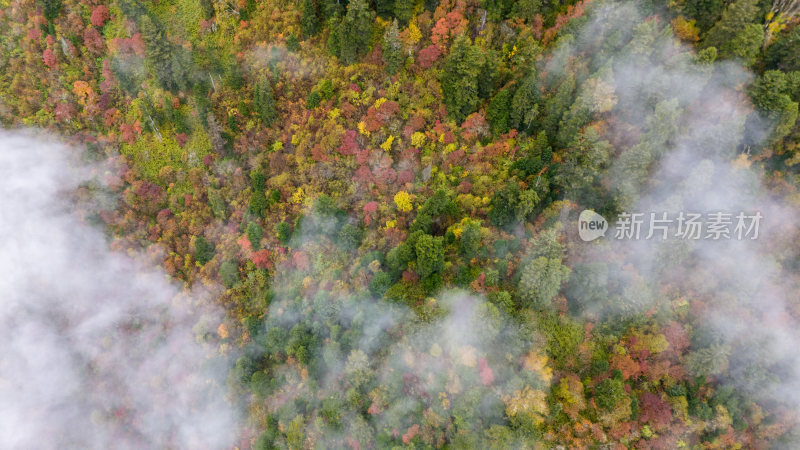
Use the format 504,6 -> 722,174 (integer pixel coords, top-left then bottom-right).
382,20 -> 404,75
140,16 -> 191,92
301,0 -> 321,37
254,76 -> 278,126
517,256 -> 570,309
459,221 -> 482,260
441,34 -> 485,123
487,88 -> 513,135
703,0 -> 760,60
247,222 -> 263,248
276,221 -> 293,245
764,26 -> 800,71
488,182 -> 538,228
220,260 -> 239,288
331,0 -> 373,64
595,376 -> 626,410
194,236 -> 216,265
414,233 -> 444,279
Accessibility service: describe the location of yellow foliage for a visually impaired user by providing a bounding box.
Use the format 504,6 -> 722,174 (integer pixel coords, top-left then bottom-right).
504,386 -> 549,425
217,323 -> 229,339
373,97 -> 387,109
394,191 -> 413,212
522,351 -> 553,383
411,131 -> 426,147
291,187 -> 305,204
456,345 -> 478,367
358,121 -> 369,136
671,16 -> 700,42
381,135 -> 395,152
405,21 -> 422,45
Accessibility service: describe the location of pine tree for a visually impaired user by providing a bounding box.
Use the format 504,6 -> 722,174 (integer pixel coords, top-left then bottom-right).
382,20 -> 404,75
335,0 -> 373,64
141,16 -> 189,92
301,0 -> 320,37
441,34 -> 484,123
254,76 -> 277,126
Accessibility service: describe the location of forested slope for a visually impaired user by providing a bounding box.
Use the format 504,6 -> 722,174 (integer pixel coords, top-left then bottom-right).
1,0 -> 799,447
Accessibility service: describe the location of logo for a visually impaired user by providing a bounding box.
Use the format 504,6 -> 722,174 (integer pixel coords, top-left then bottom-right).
578,210 -> 608,242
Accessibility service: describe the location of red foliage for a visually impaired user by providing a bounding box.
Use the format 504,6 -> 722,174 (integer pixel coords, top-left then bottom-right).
662,322 -> 690,356
28,27 -> 41,41
42,48 -> 56,68
292,251 -> 310,271
417,44 -> 441,69
251,249 -> 272,269
120,121 -> 142,145
543,0 -> 591,44
90,5 -> 110,27
353,165 -> 373,184
610,353 -> 640,381
638,393 -> 672,431
478,358 -> 495,385
460,112 -> 489,141
338,129 -> 359,156
396,169 -> 414,184
84,26 -> 105,54
402,424 -> 420,445
54,102 -> 76,122
430,10 -> 467,47
364,100 -> 399,133
176,133 -> 188,147
363,201 -> 378,225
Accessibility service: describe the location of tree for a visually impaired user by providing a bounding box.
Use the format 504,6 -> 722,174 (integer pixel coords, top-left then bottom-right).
301,0 -> 321,37
140,16 -> 190,92
488,183 -> 538,228
194,236 -> 216,265
703,0 -> 761,60
517,256 -> 570,309
382,20 -> 404,75
394,0 -> 416,25
514,0 -> 542,22
441,34 -> 484,123
487,88 -> 513,135
764,26 -> 800,71
254,76 -> 277,126
459,221 -> 481,260
595,376 -> 625,410
332,0 -> 373,64
414,234 -> 444,279
38,0 -> 62,23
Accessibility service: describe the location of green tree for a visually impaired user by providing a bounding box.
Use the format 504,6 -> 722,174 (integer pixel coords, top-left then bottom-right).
301,0 -> 321,37
703,0 -> 760,60
487,87 -> 513,135
332,0 -> 373,64
459,221 -> 482,260
194,236 -> 216,265
382,20 -> 404,75
441,34 -> 485,123
514,0 -> 542,22
140,16 -> 190,92
595,376 -> 626,410
517,256 -> 570,309
764,26 -> 800,71
254,76 -> 278,126
394,0 -> 416,25
415,234 -> 444,279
